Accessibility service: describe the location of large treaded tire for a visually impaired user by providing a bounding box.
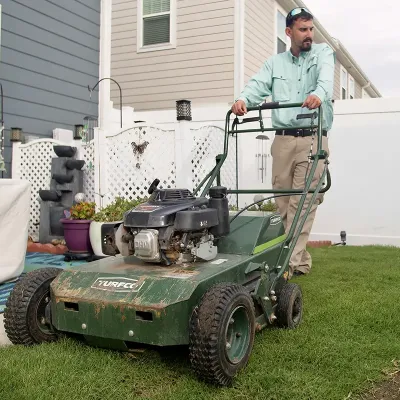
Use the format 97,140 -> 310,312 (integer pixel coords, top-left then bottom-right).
275,283 -> 303,329
4,267 -> 62,345
189,283 -> 256,387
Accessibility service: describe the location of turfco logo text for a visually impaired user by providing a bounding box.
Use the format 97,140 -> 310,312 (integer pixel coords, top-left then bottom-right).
91,277 -> 143,292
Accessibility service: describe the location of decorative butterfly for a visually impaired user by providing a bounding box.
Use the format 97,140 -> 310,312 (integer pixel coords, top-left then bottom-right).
131,141 -> 149,155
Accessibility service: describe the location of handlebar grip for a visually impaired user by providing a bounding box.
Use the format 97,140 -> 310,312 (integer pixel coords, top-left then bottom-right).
260,102 -> 280,110
241,116 -> 261,124
296,112 -> 318,120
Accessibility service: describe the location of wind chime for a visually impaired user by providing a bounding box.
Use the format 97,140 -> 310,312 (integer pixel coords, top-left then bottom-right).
131,128 -> 149,169
255,134 -> 269,183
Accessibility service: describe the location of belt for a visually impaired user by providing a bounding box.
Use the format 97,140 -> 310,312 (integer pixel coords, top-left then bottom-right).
275,128 -> 327,137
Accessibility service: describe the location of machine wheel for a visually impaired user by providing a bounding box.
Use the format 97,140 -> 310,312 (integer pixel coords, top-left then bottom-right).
189,283 -> 256,387
275,283 -> 303,329
4,268 -> 62,345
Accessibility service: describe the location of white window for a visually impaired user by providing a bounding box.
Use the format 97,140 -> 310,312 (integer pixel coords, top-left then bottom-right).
348,76 -> 355,99
276,5 -> 290,54
137,0 -> 176,53
340,66 -> 348,99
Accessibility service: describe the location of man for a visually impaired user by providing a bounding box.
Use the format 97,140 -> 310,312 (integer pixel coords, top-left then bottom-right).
232,7 -> 334,278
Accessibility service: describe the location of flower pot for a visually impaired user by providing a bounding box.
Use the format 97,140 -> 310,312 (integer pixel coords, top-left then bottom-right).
60,218 -> 93,254
89,221 -> 122,256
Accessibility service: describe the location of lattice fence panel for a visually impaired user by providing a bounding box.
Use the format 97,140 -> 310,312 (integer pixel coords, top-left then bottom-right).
17,141 -> 58,240
81,140 -> 96,202
104,126 -> 176,205
191,126 -> 238,205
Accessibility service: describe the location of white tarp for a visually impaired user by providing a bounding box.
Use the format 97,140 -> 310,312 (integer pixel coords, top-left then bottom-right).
0,179 -> 31,283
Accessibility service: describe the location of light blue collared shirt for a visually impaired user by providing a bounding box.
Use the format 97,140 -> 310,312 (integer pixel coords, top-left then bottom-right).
237,43 -> 335,131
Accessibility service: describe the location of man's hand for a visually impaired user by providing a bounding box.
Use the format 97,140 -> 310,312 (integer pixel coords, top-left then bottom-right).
232,100 -> 247,116
302,94 -> 321,110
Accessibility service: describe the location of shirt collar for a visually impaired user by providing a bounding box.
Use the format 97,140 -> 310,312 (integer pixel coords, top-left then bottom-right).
289,47 -> 311,62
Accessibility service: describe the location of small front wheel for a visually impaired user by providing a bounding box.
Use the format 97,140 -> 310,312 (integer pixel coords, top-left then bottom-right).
189,283 -> 256,386
4,267 -> 62,345
275,283 -> 303,329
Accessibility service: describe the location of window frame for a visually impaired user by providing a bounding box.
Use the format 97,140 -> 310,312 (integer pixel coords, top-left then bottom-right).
348,75 -> 355,99
137,0 -> 177,53
340,65 -> 348,99
275,3 -> 291,54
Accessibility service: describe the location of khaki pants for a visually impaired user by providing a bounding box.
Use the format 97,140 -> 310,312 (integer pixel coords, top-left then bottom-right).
271,134 -> 329,278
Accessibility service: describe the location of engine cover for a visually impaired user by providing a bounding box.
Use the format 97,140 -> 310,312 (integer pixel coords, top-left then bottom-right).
134,229 -> 160,262
174,209 -> 218,232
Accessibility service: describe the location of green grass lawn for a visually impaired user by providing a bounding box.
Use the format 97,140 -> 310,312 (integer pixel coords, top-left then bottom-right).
1,246 -> 400,400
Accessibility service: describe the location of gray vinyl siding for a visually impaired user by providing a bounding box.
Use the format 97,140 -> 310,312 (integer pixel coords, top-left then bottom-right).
244,0 -> 274,85
111,0 -> 235,111
0,0 -> 100,178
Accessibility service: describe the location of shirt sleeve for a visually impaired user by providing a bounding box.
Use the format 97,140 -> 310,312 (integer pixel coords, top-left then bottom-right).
311,45 -> 335,102
236,59 -> 273,107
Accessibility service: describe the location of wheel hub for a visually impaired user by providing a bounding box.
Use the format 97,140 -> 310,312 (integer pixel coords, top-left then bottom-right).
224,306 -> 250,364
35,292 -> 53,334
292,297 -> 301,324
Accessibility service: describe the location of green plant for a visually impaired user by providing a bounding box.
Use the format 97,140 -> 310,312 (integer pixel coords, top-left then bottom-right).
247,199 -> 278,212
230,199 -> 278,212
92,196 -> 147,222
69,202 -> 96,220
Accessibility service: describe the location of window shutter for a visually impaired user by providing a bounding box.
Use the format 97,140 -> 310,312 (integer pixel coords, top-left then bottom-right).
143,0 -> 171,46
143,0 -> 170,15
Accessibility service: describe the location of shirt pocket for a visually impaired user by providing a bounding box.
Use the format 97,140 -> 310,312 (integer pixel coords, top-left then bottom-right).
272,74 -> 290,101
305,58 -> 318,94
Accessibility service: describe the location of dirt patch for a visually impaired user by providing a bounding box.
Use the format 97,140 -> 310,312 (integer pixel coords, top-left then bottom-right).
359,373 -> 400,400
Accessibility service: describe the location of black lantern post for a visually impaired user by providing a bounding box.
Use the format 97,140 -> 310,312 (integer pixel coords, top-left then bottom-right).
10,127 -> 23,142
74,124 -> 84,140
176,100 -> 192,121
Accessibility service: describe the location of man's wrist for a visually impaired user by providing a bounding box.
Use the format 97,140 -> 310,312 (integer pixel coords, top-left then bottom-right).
310,89 -> 324,103
235,97 -> 247,106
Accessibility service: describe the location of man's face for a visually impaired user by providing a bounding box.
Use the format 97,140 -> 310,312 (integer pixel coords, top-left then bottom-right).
286,18 -> 314,52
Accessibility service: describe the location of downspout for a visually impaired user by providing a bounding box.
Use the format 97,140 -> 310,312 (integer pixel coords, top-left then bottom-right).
234,0 -> 245,99
99,0 -> 112,130
361,81 -> 371,98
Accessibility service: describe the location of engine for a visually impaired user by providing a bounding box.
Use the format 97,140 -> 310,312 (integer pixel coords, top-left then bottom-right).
115,181 -> 230,265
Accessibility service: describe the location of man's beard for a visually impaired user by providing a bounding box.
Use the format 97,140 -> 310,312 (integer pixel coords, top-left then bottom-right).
300,39 -> 312,51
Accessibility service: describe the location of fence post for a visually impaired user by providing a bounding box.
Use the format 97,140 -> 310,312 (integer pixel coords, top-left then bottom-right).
93,127 -> 104,209
11,141 -> 22,179
175,100 -> 193,189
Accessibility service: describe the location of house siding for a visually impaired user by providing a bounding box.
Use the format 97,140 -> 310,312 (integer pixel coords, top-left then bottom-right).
333,60 -> 365,100
333,58 -> 341,100
111,0 -> 235,111
243,0 -> 275,85
355,80 -> 362,99
0,0 -> 100,178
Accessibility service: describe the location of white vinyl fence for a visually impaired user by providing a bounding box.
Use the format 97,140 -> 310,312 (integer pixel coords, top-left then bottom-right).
11,98 -> 400,246
12,113 -> 238,240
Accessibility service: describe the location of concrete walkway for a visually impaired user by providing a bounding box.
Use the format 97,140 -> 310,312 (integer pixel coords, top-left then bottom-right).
0,314 -> 11,346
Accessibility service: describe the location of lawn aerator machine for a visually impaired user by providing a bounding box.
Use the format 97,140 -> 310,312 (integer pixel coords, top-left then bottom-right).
4,102 -> 330,387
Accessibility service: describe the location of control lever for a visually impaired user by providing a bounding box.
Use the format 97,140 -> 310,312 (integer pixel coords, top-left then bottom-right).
296,112 -> 318,120
148,178 -> 160,194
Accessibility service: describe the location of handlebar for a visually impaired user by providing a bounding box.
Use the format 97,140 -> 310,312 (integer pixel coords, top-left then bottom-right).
196,101 -> 328,198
